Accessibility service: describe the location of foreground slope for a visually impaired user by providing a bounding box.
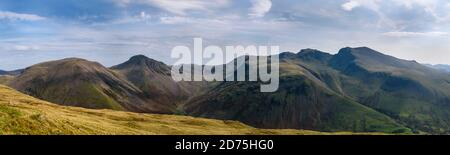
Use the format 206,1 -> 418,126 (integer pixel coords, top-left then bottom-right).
0,84 -> 327,135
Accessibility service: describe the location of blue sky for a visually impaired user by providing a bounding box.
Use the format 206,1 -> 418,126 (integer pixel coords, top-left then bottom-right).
1,0 -> 450,70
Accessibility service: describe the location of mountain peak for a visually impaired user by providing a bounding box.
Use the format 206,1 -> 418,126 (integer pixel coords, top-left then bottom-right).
332,47 -> 427,72
129,54 -> 151,61
298,48 -> 330,55
338,47 -> 385,57
112,54 -> 170,75
47,58 -> 97,66
334,47 -> 392,63
61,57 -> 87,61
297,48 -> 332,62
129,55 -> 165,65
24,58 -> 103,72
113,54 -> 167,69
127,55 -> 161,65
279,52 -> 297,59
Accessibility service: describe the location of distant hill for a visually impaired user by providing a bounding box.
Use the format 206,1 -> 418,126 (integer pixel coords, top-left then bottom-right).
0,84 -> 328,135
426,64 -> 450,73
0,69 -> 23,76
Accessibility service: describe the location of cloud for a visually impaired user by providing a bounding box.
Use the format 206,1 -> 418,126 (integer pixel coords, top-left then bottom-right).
341,1 -> 361,11
116,0 -> 231,15
0,11 -> 45,21
3,0 -> 450,68
382,31 -> 449,37
159,16 -> 194,24
2,45 -> 41,51
392,0 -> 438,9
341,0 -> 381,11
340,0 -> 450,30
249,0 -> 272,18
140,11 -> 151,19
391,0 -> 449,22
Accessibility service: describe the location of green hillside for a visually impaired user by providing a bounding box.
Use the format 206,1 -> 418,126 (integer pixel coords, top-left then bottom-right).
185,47 -> 450,134
185,63 -> 411,134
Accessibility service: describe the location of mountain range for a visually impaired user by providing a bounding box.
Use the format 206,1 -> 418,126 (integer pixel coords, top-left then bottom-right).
8,56 -> 202,114
0,69 -> 23,76
187,47 -> 450,134
2,47 -> 450,134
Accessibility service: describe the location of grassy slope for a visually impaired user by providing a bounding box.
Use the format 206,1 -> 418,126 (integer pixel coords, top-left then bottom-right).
326,48 -> 450,134
0,84 -> 347,135
0,75 -> 13,85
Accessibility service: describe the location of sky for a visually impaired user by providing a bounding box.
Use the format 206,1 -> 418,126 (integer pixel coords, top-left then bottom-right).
1,0 -> 450,70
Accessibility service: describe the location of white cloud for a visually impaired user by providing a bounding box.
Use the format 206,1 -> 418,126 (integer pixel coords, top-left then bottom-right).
342,0 -> 446,20
0,11 -> 45,21
341,1 -> 361,11
140,11 -> 151,19
117,0 -> 230,15
8,45 -> 40,51
392,0 -> 438,9
249,0 -> 272,18
159,16 -> 193,24
382,31 -> 449,37
340,0 -> 450,30
391,0 -> 449,22
341,0 -> 382,12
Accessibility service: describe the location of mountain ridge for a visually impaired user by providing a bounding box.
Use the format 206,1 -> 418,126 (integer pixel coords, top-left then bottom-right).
186,47 -> 450,134
4,47 -> 450,134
